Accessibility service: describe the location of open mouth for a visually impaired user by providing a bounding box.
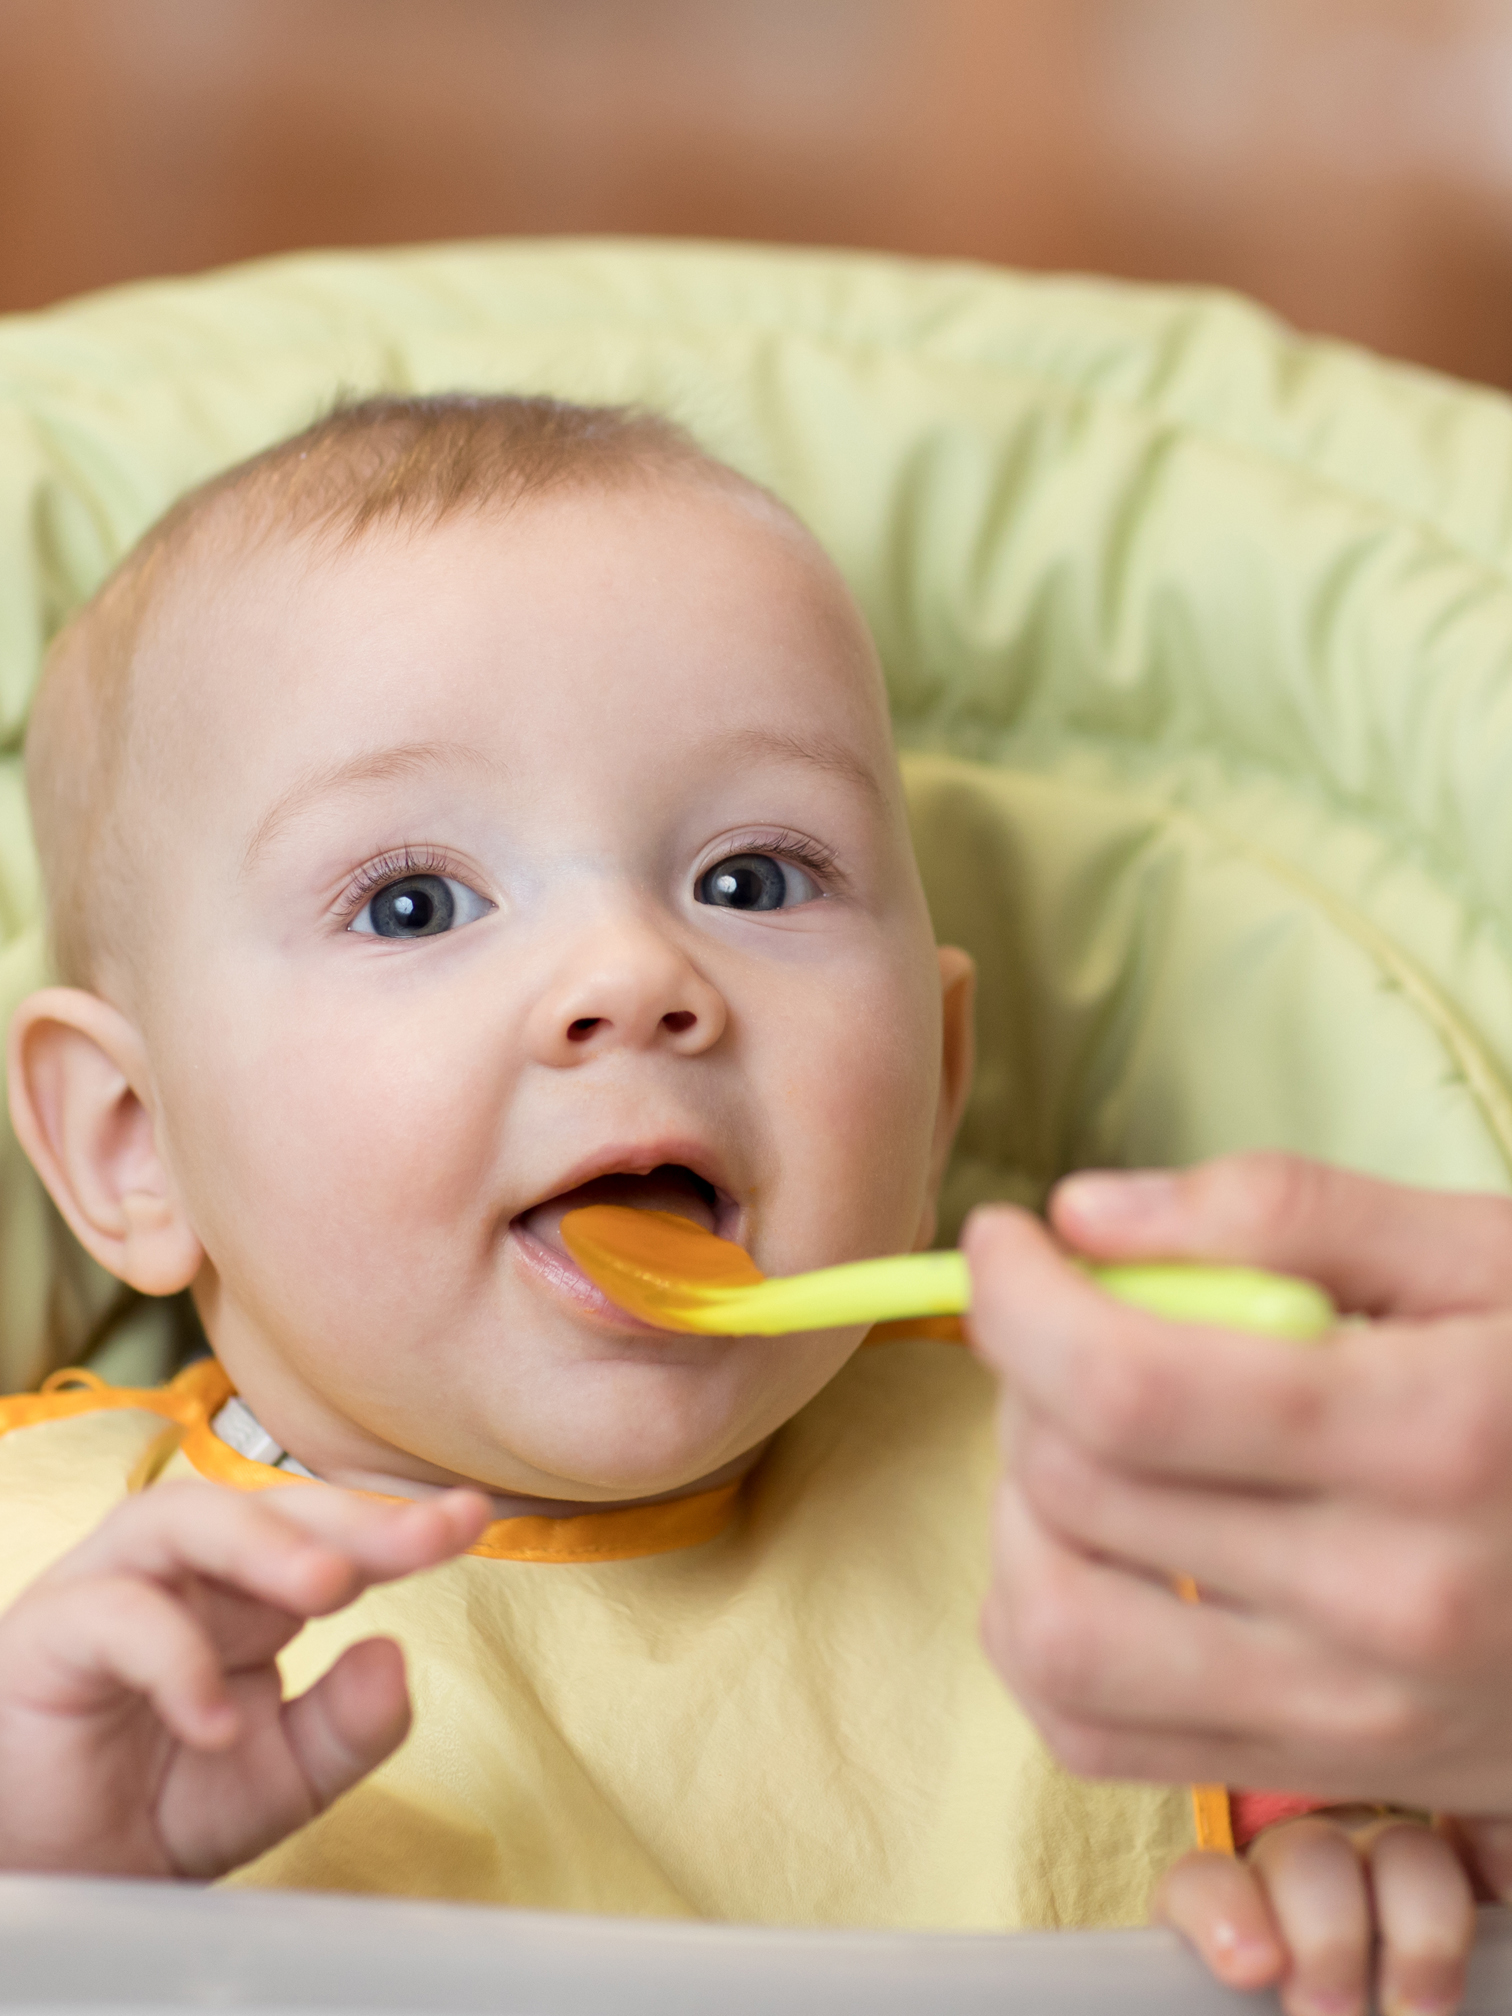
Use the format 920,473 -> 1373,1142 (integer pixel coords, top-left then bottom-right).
510,1163 -> 734,1325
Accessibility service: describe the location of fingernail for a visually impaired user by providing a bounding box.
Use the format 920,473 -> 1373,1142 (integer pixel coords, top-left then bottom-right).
1208,1920 -> 1280,1983
1057,1170 -> 1179,1223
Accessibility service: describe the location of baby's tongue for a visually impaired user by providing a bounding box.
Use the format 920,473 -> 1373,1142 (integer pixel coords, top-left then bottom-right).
518,1166 -> 717,1258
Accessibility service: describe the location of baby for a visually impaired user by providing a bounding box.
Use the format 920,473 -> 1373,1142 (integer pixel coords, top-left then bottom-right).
0,395 -> 1479,2011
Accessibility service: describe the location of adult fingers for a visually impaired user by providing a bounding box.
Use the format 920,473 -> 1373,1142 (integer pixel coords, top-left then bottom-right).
985,1483 -> 1322,1750
1050,1155 -> 1512,1320
984,1483 -> 1461,1803
971,1204 -> 1512,1502
966,1201 -> 1338,1487
1011,1414 -> 1512,1676
3,1575 -> 239,1748
1003,1651 -> 1510,1817
48,1481 -> 492,1623
1249,1819 -> 1374,2016
1366,1823 -> 1474,2016
1151,1852 -> 1284,1992
1020,1697 -> 1308,1800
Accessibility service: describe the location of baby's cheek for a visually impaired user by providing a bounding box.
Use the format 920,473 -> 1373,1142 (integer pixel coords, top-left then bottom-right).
765,960 -> 938,1259
164,981 -> 509,1313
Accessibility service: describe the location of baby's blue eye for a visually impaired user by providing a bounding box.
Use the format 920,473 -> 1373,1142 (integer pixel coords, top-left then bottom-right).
350,873 -> 492,939
696,853 -> 819,912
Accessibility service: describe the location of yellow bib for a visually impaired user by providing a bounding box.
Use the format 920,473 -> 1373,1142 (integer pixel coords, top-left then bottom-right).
0,1341 -> 1204,1927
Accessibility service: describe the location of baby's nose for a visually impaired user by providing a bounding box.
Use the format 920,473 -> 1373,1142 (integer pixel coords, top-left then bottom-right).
526,922 -> 727,1066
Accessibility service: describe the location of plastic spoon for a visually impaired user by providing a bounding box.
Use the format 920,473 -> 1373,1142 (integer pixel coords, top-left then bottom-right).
560,1205 -> 1336,1340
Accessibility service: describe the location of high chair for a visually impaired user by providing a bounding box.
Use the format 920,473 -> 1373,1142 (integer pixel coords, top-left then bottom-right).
1,238 -> 1510,2009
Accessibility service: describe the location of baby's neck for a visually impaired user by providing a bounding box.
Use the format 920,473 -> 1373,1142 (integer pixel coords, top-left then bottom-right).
365,1444 -> 766,1520
212,1392 -> 766,1520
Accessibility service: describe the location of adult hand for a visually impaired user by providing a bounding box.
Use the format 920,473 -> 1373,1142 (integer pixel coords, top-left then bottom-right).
0,1478 -> 490,1879
966,1153 -> 1512,1871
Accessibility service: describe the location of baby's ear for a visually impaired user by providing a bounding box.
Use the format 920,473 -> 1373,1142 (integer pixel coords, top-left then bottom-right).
7,988 -> 203,1296
917,946 -> 976,1249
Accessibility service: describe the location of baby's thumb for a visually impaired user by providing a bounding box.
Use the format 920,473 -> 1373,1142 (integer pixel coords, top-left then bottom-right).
281,1636 -> 412,1811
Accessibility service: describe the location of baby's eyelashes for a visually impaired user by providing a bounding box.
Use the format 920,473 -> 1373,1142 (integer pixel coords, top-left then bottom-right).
695,851 -> 822,912
349,871 -> 493,939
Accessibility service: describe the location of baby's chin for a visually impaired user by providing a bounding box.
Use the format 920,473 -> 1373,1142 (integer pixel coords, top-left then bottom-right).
359,1336 -> 796,1507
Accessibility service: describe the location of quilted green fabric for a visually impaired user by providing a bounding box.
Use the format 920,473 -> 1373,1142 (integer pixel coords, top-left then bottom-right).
2,237 -> 1510,1390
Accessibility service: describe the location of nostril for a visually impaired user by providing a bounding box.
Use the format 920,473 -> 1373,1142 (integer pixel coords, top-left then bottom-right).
567,1017 -> 602,1043
662,1011 -> 696,1035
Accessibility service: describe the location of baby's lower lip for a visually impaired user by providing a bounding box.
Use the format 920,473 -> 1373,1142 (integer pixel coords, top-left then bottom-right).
508,1216 -> 664,1330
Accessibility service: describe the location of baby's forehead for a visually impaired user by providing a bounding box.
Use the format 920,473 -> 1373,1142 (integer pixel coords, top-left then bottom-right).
126,483 -> 895,851
144,475 -> 882,720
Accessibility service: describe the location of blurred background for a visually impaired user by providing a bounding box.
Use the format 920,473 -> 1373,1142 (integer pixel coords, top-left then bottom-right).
4,0 -> 1512,388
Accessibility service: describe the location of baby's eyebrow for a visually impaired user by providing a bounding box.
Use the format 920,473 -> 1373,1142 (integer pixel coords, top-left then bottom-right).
709,725 -> 889,809
241,740 -> 498,871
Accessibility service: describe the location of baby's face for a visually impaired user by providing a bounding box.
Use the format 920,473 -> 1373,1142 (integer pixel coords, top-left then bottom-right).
117,481 -> 966,1501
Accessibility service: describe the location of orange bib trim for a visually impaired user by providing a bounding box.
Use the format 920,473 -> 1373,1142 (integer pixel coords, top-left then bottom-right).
1191,1782 -> 1236,1855
2,1362 -> 740,1564
1171,1572 -> 1236,1855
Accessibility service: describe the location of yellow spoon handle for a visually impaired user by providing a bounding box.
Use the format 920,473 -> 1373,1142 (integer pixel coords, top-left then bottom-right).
559,1204 -> 1337,1341
706,1251 -> 971,1334
680,1252 -> 1335,1340
1084,1262 -> 1334,1340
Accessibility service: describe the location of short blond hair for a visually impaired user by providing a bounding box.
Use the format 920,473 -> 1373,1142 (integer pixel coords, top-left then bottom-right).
28,394 -> 750,988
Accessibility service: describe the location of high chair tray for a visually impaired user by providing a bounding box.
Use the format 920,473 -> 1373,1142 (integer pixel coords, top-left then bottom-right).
2,1878 -> 1510,2015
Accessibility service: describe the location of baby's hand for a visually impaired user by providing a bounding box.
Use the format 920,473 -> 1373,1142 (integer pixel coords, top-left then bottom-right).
1156,1810 -> 1477,2016
0,1478 -> 489,1879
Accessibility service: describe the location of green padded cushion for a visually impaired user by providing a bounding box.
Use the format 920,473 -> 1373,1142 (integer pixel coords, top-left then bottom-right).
2,238 -> 1511,1389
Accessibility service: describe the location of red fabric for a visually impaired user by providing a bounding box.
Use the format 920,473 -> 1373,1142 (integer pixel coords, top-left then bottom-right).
1229,1790 -> 1329,1851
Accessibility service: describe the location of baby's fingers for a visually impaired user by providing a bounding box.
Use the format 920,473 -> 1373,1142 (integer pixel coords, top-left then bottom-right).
246,1482 -> 493,1588
281,1637 -> 411,1809
158,1637 -> 415,1880
1250,1818 -> 1373,2016
6,1575 -> 238,1748
1152,1849 -> 1285,1990
49,1481 -> 490,1621
1368,1824 -> 1475,2016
